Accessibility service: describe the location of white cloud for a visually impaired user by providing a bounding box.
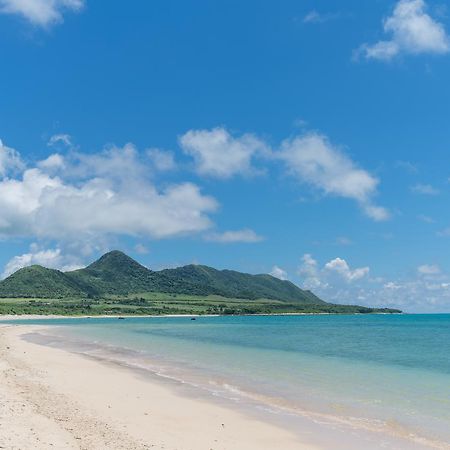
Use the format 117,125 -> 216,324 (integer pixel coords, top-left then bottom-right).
374,277 -> 450,312
134,243 -> 149,254
205,228 -> 264,243
384,281 -> 402,290
179,127 -> 269,179
0,142 -> 218,241
298,254 -> 326,289
295,253 -> 450,312
147,148 -> 176,171
0,0 -> 84,27
324,257 -> 370,282
38,153 -> 65,170
63,143 -> 146,181
278,133 -> 389,221
269,265 -> 288,280
0,139 -> 24,177
298,253 -> 369,297
303,10 -> 324,24
303,10 -> 339,24
361,41 -> 399,60
410,183 -> 440,195
363,205 -> 390,221
360,0 -> 450,60
179,127 -> 388,221
417,264 -> 441,275
2,245 -> 83,279
48,134 -> 72,147
299,254 -> 318,276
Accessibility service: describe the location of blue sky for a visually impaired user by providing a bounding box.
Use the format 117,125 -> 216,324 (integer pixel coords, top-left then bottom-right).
1,0 -> 450,312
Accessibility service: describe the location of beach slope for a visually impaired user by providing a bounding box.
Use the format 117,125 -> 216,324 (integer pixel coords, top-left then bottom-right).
0,325 -> 316,450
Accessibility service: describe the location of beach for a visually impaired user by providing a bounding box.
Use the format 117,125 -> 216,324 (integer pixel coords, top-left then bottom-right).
0,324 -> 315,450
1,315 -> 449,450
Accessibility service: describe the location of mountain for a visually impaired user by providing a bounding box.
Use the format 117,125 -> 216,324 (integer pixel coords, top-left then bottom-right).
0,250 -> 324,304
155,264 -> 325,303
0,265 -> 89,298
66,251 -> 323,303
66,251 -> 158,296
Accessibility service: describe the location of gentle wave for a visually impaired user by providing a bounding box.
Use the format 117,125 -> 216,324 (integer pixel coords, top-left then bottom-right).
23,320 -> 450,450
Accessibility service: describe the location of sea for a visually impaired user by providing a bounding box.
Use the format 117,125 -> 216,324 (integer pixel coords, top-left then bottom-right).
5,314 -> 450,449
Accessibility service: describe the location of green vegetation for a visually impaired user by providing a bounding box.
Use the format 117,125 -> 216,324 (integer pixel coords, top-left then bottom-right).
66,251 -> 325,302
0,251 -> 402,315
0,294 -> 400,316
0,265 -> 90,298
0,251 -> 325,303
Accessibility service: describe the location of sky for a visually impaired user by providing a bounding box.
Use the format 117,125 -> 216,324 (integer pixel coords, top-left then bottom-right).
1,0 -> 450,312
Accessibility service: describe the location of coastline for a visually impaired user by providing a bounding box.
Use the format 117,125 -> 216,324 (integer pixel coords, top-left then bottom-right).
0,324 -> 317,450
0,311 -> 404,321
1,318 -> 447,450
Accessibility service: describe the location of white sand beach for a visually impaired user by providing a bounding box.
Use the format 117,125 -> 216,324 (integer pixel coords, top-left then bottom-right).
0,324 -> 317,450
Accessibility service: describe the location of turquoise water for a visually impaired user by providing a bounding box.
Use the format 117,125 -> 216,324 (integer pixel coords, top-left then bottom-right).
7,314 -> 450,449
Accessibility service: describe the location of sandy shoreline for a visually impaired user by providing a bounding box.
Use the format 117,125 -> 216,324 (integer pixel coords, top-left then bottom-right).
0,324 -> 317,450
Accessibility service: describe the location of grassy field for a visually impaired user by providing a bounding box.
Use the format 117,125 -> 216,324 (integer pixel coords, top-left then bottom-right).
0,293 -> 401,316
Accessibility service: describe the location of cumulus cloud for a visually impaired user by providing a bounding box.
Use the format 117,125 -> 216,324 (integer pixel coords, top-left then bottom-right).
179,127 -> 269,179
296,253 -> 450,312
298,254 -> 326,290
298,253 -> 369,286
2,245 -> 83,279
0,0 -> 84,27
359,0 -> 450,60
410,183 -> 440,195
147,148 -> 176,172
269,265 -> 288,280
179,127 -> 387,221
38,153 -> 65,170
64,143 -> 147,181
0,139 -> 24,177
0,142 -> 218,242
298,253 -> 368,290
324,257 -> 370,282
369,276 -> 450,312
278,133 -> 389,221
205,229 -> 264,243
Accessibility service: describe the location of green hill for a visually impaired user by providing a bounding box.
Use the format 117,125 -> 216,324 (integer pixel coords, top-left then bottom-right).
66,251 -> 158,296
64,251 -> 322,303
0,251 -> 323,303
155,264 -> 325,303
0,251 -> 402,315
0,265 -> 89,298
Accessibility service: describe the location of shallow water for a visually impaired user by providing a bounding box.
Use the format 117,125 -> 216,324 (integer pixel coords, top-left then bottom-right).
7,314 -> 450,449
